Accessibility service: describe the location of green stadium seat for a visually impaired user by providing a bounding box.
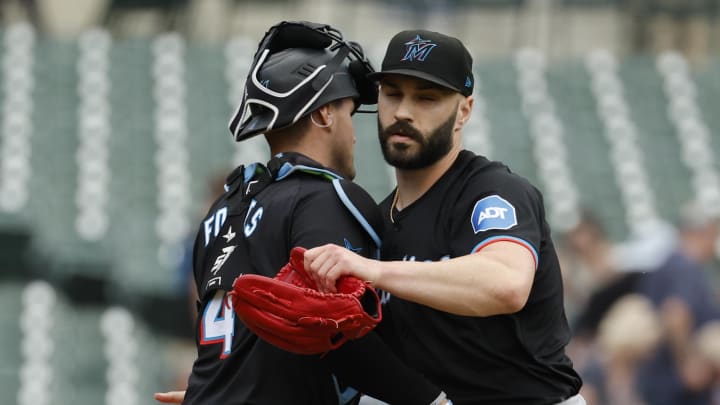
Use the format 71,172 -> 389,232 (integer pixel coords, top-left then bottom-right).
52,301 -> 108,404
0,282 -> 23,400
620,56 -> 695,222
546,59 -> 628,238
475,60 -> 539,185
693,57 -> 720,180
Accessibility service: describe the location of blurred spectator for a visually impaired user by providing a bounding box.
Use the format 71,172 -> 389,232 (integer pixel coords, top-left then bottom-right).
580,294 -> 662,405
561,211 -> 622,324
561,210 -> 676,378
695,320 -> 720,403
562,211 -> 675,341
635,200 -> 720,405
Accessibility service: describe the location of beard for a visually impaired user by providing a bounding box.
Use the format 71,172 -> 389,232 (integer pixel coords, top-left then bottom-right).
377,107 -> 457,170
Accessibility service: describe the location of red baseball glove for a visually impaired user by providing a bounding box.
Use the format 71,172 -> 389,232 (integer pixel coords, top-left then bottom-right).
229,247 -> 382,355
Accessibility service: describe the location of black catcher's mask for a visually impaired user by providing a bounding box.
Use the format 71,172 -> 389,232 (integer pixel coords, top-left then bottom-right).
229,21 -> 378,142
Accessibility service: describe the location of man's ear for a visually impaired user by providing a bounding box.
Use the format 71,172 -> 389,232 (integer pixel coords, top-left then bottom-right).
457,95 -> 474,129
310,104 -> 334,128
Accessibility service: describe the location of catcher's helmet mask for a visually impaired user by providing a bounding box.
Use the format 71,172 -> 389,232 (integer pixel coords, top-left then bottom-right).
229,21 -> 378,142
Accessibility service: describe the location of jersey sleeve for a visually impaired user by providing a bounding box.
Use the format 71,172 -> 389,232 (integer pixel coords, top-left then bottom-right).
449,172 -> 544,269
290,182 -> 380,258
324,332 -> 443,405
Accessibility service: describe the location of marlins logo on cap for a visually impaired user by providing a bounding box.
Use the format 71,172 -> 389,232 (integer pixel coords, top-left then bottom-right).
401,35 -> 437,62
368,29 -> 474,96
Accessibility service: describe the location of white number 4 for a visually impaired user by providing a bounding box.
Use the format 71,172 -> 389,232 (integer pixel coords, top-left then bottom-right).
200,290 -> 234,358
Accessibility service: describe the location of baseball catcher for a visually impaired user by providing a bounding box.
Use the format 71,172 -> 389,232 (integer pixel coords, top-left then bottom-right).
179,20 -> 449,405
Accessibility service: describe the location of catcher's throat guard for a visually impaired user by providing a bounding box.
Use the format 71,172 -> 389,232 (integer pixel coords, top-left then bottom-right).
229,247 -> 382,355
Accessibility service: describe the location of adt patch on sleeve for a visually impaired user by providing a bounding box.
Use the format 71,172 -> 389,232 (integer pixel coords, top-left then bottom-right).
471,195 -> 518,233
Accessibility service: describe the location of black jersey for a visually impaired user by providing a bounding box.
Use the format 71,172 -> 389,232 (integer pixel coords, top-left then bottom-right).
184,153 -> 440,405
378,150 -> 582,405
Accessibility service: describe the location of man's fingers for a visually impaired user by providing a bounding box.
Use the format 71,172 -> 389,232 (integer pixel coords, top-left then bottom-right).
315,255 -> 338,293
305,246 -> 341,293
324,264 -> 340,293
305,249 -> 327,290
154,391 -> 186,404
304,244 -> 358,292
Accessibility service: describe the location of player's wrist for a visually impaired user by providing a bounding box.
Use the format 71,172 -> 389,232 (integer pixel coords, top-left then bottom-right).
371,259 -> 399,290
360,257 -> 379,287
368,259 -> 384,287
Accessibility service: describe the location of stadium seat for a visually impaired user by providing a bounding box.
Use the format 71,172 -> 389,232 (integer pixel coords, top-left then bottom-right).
619,56 -> 694,222
475,60 -> 539,185
545,59 -> 627,237
0,282 -> 23,400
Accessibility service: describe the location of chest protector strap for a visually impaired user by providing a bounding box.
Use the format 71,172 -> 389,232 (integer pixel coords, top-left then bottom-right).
213,154 -> 382,270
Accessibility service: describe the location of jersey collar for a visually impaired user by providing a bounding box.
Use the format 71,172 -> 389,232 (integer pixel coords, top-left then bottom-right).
268,152 -> 344,181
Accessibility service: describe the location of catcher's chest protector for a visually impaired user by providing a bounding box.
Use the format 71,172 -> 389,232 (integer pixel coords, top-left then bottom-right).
194,153 -> 382,302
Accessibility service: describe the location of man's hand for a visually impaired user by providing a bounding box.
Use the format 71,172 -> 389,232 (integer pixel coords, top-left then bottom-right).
154,391 -> 185,404
304,243 -> 381,292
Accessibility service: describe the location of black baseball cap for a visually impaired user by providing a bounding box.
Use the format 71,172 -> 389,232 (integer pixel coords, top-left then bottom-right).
369,29 -> 474,96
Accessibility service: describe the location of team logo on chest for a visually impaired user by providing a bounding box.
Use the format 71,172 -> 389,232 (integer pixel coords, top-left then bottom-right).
471,195 -> 517,233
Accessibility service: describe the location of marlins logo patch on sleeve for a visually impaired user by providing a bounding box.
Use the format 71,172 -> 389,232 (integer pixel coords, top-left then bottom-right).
471,195 -> 517,233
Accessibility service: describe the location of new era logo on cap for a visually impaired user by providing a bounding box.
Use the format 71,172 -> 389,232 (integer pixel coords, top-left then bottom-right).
369,29 -> 474,96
